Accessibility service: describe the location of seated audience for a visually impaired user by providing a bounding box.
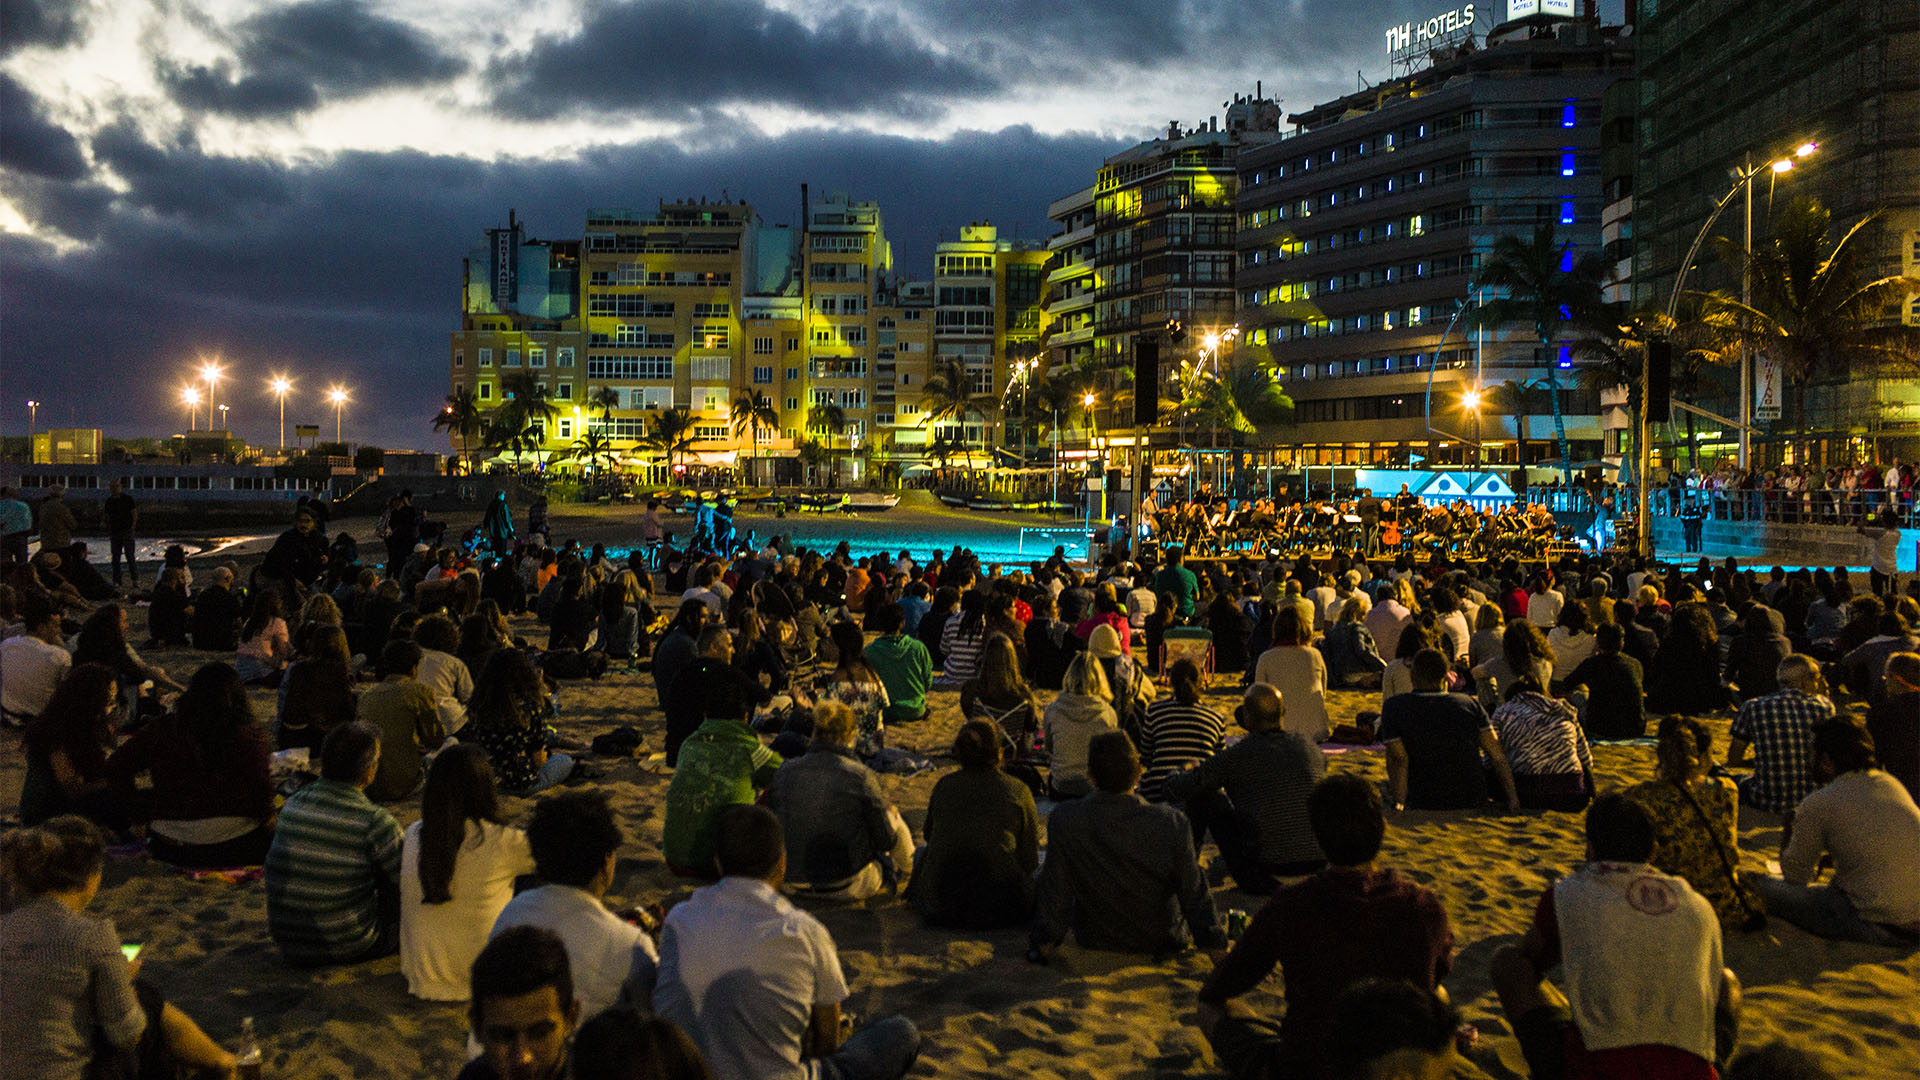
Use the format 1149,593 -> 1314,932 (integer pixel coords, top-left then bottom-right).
106,662 -> 275,867
19,663 -> 122,828
863,603 -> 932,726
188,566 -> 243,651
1195,775 -> 1454,1077
265,722 -> 403,966
399,745 -> 535,1001
959,632 -> 1041,755
663,625 -> 766,768
768,702 -> 915,901
276,624 -> 357,752
819,620 -> 891,759
1252,606 -> 1331,741
1167,684 -> 1327,893
1866,652 -> 1919,799
1381,649 -> 1521,813
1563,622 -> 1646,740
1488,679 -> 1594,812
1493,795 -> 1740,1080
1030,731 -> 1226,958
1042,653 -> 1120,799
655,804 -> 921,1080
1470,621 -> 1555,713
905,721 -> 1040,930
457,926 -> 578,1080
234,591 -> 294,687
144,566 -> 193,648
357,639 -> 448,802
492,790 -> 657,1020
1625,716 -> 1762,931
652,603 -> 709,707
662,673 -> 781,876
463,648 -> 573,796
570,1007 -> 715,1080
414,614 -> 475,735
1750,719 -> 1920,946
1,596 -> 71,726
0,816 -> 238,1078
1727,654 -> 1834,825
1319,593 -> 1386,689
1136,660 -> 1227,803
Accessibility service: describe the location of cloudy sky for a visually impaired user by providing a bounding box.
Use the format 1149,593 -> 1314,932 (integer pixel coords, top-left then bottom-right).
1,0 -> 1623,447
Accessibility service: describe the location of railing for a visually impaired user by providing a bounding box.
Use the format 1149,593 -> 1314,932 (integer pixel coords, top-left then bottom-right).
1646,485 -> 1919,528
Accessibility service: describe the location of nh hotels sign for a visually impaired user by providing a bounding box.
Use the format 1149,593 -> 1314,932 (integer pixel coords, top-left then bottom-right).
1386,2 -> 1574,58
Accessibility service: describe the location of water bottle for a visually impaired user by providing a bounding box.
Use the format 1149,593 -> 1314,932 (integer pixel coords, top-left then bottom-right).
237,1016 -> 262,1080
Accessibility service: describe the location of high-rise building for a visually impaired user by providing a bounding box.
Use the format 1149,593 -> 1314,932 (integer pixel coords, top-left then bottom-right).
1235,12 -> 1632,471
927,223 -> 1050,452
449,213 -> 584,420
874,280 -> 935,466
1634,0 -> 1920,463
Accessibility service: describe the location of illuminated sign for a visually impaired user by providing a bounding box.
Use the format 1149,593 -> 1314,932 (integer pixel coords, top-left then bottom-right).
1508,0 -> 1577,18
490,228 -> 518,308
1386,4 -> 1478,56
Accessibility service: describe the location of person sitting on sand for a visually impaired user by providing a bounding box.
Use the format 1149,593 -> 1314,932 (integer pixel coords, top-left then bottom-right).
1166,683 -> 1327,893
457,926 -> 579,1080
413,614 -> 474,735
1381,649 -> 1521,813
1749,719 -> 1920,946
663,626 -> 768,768
1251,607 -> 1331,742
462,649 -> 574,797
265,722 -> 403,966
492,790 -> 658,1020
652,602 -> 708,708
1,816 -> 240,1079
1136,660 -> 1227,804
1726,654 -> 1834,832
663,674 -> 781,878
1488,678 -> 1594,812
767,702 -> 915,901
1195,775 -> 1454,1078
1623,717 -> 1758,931
1042,654 -> 1119,800
400,745 -> 535,1002
570,1007 -> 715,1080
357,640 -> 448,802
863,604 -> 931,727
1866,652 -> 1919,799
905,721 -> 1040,930
1493,794 -> 1740,1080
654,804 -> 922,1080
1030,731 -> 1226,960
1563,622 -> 1645,741
1,595 -> 69,726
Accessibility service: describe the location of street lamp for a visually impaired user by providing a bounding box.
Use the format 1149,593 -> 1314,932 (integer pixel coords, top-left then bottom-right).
1640,139 -> 1819,556
182,387 -> 201,432
327,386 -> 349,443
26,400 -> 39,438
1082,391 -> 1104,526
198,361 -> 223,431
269,376 -> 292,449
1461,388 -> 1483,467
217,404 -> 229,432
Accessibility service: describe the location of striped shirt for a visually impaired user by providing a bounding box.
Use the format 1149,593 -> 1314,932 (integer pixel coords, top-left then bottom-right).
935,621 -> 986,689
0,899 -> 146,1080
266,778 -> 404,966
1489,693 -> 1593,777
1137,698 -> 1227,802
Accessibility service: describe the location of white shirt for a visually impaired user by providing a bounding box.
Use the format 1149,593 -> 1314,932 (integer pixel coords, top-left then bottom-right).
400,821 -> 534,1001
654,877 -> 848,1080
1252,645 -> 1331,742
0,634 -> 70,721
1126,587 -> 1158,629
1546,628 -> 1598,684
681,587 -> 727,618
492,884 -> 657,1020
1862,526 -> 1901,576
1527,590 -> 1564,628
415,650 -> 474,734
1782,769 -> 1920,927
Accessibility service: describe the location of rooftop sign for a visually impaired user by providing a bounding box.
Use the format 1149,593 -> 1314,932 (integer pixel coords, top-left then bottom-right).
1386,5 -> 1478,58
1507,0 -> 1577,18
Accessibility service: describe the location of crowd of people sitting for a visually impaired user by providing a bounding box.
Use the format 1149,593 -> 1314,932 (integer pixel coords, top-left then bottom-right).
1,488 -> 1916,1079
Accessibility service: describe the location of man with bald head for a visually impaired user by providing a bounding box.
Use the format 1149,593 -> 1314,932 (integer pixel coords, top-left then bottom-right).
1167,683 -> 1330,894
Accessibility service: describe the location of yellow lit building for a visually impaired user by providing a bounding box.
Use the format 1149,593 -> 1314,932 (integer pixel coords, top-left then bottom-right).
927,223 -> 1049,456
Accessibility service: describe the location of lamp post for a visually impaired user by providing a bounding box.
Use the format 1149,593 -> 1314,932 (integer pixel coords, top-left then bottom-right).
269,376 -> 292,449
1461,387 -> 1483,468
1640,140 -> 1818,557
327,386 -> 349,444
1082,391 -> 1103,528
26,400 -> 38,439
198,361 -> 223,431
217,404 -> 229,433
182,388 -> 201,432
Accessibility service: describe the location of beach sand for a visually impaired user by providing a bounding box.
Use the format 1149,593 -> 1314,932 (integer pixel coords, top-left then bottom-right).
4,536 -> 1916,1078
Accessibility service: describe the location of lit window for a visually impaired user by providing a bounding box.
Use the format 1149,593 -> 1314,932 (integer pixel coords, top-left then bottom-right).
1561,150 -> 1576,177
1561,200 -> 1576,225
478,383 -> 492,400
1562,102 -> 1577,129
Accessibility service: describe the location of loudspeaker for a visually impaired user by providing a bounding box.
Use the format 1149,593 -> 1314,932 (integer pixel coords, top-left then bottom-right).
1510,467 -> 1530,492
1647,338 -> 1673,423
1133,340 -> 1160,425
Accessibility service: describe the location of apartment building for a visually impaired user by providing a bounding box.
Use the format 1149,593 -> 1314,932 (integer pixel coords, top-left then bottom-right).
925,223 -> 1049,452
1234,15 -> 1632,470
874,280 -> 935,462
450,213 -> 584,419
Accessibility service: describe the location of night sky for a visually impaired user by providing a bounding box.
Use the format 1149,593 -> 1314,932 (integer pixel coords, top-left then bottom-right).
0,0 -> 1624,448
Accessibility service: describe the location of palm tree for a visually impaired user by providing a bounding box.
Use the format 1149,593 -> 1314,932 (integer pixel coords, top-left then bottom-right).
432,387 -> 482,474
644,408 -> 699,479
587,386 -> 622,438
1487,378 -> 1548,478
807,403 -> 848,487
1703,199 -> 1920,440
569,429 -> 617,475
921,359 -> 989,448
499,371 -> 558,462
1473,224 -> 1607,483
924,430 -> 968,471
797,439 -> 830,487
730,391 -> 779,485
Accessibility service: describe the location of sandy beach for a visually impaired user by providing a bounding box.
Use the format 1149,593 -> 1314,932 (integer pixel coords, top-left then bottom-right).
4,515 -> 1917,1079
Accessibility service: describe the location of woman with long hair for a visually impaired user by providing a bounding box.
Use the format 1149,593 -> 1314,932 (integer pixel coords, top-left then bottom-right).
935,590 -> 989,689
1253,606 -> 1331,741
457,611 -> 509,671
277,624 -> 356,751
960,633 -> 1040,752
1379,623 -> 1438,706
234,590 -> 293,687
1136,659 -> 1226,803
904,720 -> 1040,929
1546,602 -> 1596,691
1468,601 -> 1506,669
1320,592 -> 1386,689
824,620 -> 891,758
73,603 -> 184,708
1471,620 -> 1556,712
1646,604 -> 1731,715
292,593 -> 344,656
597,569 -> 643,662
19,663 -> 122,827
1488,678 -> 1593,812
398,744 -> 535,1000
462,649 -> 571,795
1,817 -> 239,1075
1042,653 -> 1117,799
1624,716 -> 1757,930
106,662 -> 275,867
917,586 -> 960,669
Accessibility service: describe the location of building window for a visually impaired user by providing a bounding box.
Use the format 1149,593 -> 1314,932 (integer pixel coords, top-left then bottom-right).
785,398 -> 799,411
479,383 -> 493,400
1561,150 -> 1576,177
529,348 -> 546,368
557,418 -> 573,440
753,366 -> 773,384
691,357 -> 729,381
478,348 -> 493,367
506,348 -> 522,367
695,425 -> 727,440
557,348 -> 574,367
587,356 -> 674,380
555,383 -> 572,400
786,367 -> 800,381
786,338 -> 800,351
753,337 -> 774,355
453,352 -> 464,368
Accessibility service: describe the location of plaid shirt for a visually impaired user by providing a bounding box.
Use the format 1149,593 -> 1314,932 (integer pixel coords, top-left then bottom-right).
1730,688 -> 1833,814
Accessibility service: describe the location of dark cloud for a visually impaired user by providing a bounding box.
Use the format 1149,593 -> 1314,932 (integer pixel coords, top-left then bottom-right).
156,0 -> 464,118
0,73 -> 89,180
2,125 -> 1126,443
489,0 -> 998,121
3,172 -> 116,241
0,0 -> 90,56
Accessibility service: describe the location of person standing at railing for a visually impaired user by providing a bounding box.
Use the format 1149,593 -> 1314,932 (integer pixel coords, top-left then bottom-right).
1859,509 -> 1903,600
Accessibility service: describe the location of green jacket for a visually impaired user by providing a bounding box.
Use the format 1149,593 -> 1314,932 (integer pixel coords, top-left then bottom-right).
662,717 -> 780,871
864,632 -> 931,724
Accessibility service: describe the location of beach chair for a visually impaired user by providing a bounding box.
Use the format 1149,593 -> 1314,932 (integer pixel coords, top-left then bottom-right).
1160,626 -> 1215,683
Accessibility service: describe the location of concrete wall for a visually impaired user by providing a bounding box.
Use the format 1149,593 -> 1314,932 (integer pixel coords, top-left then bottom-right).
1652,517 -> 1920,572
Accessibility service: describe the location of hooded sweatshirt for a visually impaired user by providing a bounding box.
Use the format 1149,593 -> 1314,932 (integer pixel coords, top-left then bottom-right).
1043,694 -> 1118,797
